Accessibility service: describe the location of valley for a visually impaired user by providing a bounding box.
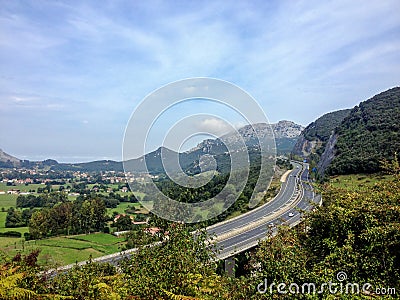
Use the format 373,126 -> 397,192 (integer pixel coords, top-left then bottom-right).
0,87 -> 399,298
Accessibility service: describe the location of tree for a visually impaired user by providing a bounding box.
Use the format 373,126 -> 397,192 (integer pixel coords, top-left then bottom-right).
90,197 -> 107,232
29,209 -> 51,239
119,223 -> 229,299
5,208 -> 24,228
114,215 -> 133,231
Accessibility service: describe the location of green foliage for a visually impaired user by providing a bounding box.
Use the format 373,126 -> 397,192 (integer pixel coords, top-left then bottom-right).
16,192 -> 68,208
276,157 -> 292,169
5,208 -> 35,228
29,197 -> 107,239
113,214 -> 133,231
328,87 -> 400,175
46,262 -> 121,299
12,223 -> 233,299
292,109 -> 351,172
0,266 -> 38,300
5,208 -> 24,228
150,155 -> 275,225
119,223 -> 229,299
303,109 -> 351,142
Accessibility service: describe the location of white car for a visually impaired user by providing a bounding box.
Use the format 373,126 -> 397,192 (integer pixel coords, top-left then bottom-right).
288,212 -> 294,217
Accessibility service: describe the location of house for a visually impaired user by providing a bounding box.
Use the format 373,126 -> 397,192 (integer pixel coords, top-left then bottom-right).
113,230 -> 130,237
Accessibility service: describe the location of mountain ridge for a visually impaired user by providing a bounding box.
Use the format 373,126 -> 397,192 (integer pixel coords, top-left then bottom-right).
0,120 -> 303,173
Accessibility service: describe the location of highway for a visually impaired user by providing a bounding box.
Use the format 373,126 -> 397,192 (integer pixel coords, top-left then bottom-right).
209,161 -> 319,260
44,161 -> 318,276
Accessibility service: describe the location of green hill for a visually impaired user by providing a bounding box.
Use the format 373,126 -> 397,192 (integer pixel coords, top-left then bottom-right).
292,109 -> 351,158
303,109 -> 351,142
326,87 -> 400,175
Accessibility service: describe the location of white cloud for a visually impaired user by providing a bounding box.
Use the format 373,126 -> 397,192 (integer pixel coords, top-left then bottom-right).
196,118 -> 232,136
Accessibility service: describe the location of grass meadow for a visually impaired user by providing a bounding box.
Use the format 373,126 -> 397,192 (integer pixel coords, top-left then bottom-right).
329,173 -> 394,191
0,233 -> 126,266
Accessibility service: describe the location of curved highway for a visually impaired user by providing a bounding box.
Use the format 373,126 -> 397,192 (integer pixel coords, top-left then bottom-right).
207,161 -> 303,237
210,161 -> 319,259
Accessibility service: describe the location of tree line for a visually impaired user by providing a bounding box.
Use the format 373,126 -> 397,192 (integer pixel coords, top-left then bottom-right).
28,197 -> 107,239
16,191 -> 138,209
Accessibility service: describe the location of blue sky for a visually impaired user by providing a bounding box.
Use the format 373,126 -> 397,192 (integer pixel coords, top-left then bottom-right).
0,0 -> 399,162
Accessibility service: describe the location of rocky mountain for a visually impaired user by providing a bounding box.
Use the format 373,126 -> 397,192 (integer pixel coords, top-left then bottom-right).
168,121 -> 303,174
271,120 -> 304,138
193,120 -> 304,156
1,120 -> 303,174
271,120 -> 305,154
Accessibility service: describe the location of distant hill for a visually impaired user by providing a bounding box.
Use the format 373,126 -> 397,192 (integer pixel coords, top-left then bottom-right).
0,149 -> 21,168
320,87 -> 400,175
1,120 -> 303,173
52,160 -> 124,172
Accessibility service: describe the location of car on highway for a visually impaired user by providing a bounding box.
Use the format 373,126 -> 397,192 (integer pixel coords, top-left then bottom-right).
288,212 -> 294,217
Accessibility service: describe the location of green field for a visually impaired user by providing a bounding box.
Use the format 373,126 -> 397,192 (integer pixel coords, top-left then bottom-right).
0,233 -> 126,266
330,173 -> 394,191
0,182 -> 46,193
132,191 -> 145,199
0,211 -> 6,228
0,193 -> 18,209
0,205 -> 128,267
0,182 -> 148,267
69,233 -> 124,244
107,201 -> 143,215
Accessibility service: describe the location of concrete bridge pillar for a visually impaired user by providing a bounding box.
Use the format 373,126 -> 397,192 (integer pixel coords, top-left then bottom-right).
224,256 -> 235,277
